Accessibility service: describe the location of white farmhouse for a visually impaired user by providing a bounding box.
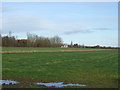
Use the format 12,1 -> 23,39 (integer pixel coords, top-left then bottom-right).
61,44 -> 68,48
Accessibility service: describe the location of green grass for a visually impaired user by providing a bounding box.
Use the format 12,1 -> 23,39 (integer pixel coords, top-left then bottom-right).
2,47 -> 106,51
2,48 -> 118,88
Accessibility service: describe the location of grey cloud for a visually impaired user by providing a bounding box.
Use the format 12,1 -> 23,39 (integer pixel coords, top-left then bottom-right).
63,27 -> 111,35
63,29 -> 93,35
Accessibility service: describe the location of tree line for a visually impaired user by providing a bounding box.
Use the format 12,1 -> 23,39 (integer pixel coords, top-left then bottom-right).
1,33 -> 63,47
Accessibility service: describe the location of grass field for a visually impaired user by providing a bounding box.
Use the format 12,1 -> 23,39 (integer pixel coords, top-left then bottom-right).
2,47 -> 106,51
2,47 -> 118,88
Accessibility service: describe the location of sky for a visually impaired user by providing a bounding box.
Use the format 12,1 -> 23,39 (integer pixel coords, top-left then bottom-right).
1,2 -> 118,47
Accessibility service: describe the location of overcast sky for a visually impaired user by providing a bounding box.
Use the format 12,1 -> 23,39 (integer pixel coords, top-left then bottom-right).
1,2 -> 118,47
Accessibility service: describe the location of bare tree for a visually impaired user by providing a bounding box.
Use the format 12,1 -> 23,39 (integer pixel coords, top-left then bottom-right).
35,37 -> 51,47
26,33 -> 38,47
2,32 -> 63,47
8,31 -> 12,37
50,35 -> 63,47
2,36 -> 16,47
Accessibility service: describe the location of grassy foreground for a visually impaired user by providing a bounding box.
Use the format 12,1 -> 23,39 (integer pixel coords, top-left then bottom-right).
2,47 -> 106,51
2,47 -> 118,88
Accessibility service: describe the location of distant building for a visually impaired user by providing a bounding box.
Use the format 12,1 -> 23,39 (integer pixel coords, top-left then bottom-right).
61,44 -> 68,48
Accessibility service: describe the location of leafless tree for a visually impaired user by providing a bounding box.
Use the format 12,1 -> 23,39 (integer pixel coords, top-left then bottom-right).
26,33 -> 38,47
50,35 -> 63,47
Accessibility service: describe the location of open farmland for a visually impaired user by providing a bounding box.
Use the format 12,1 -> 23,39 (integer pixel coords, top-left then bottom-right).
2,47 -> 107,51
2,47 -> 118,88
